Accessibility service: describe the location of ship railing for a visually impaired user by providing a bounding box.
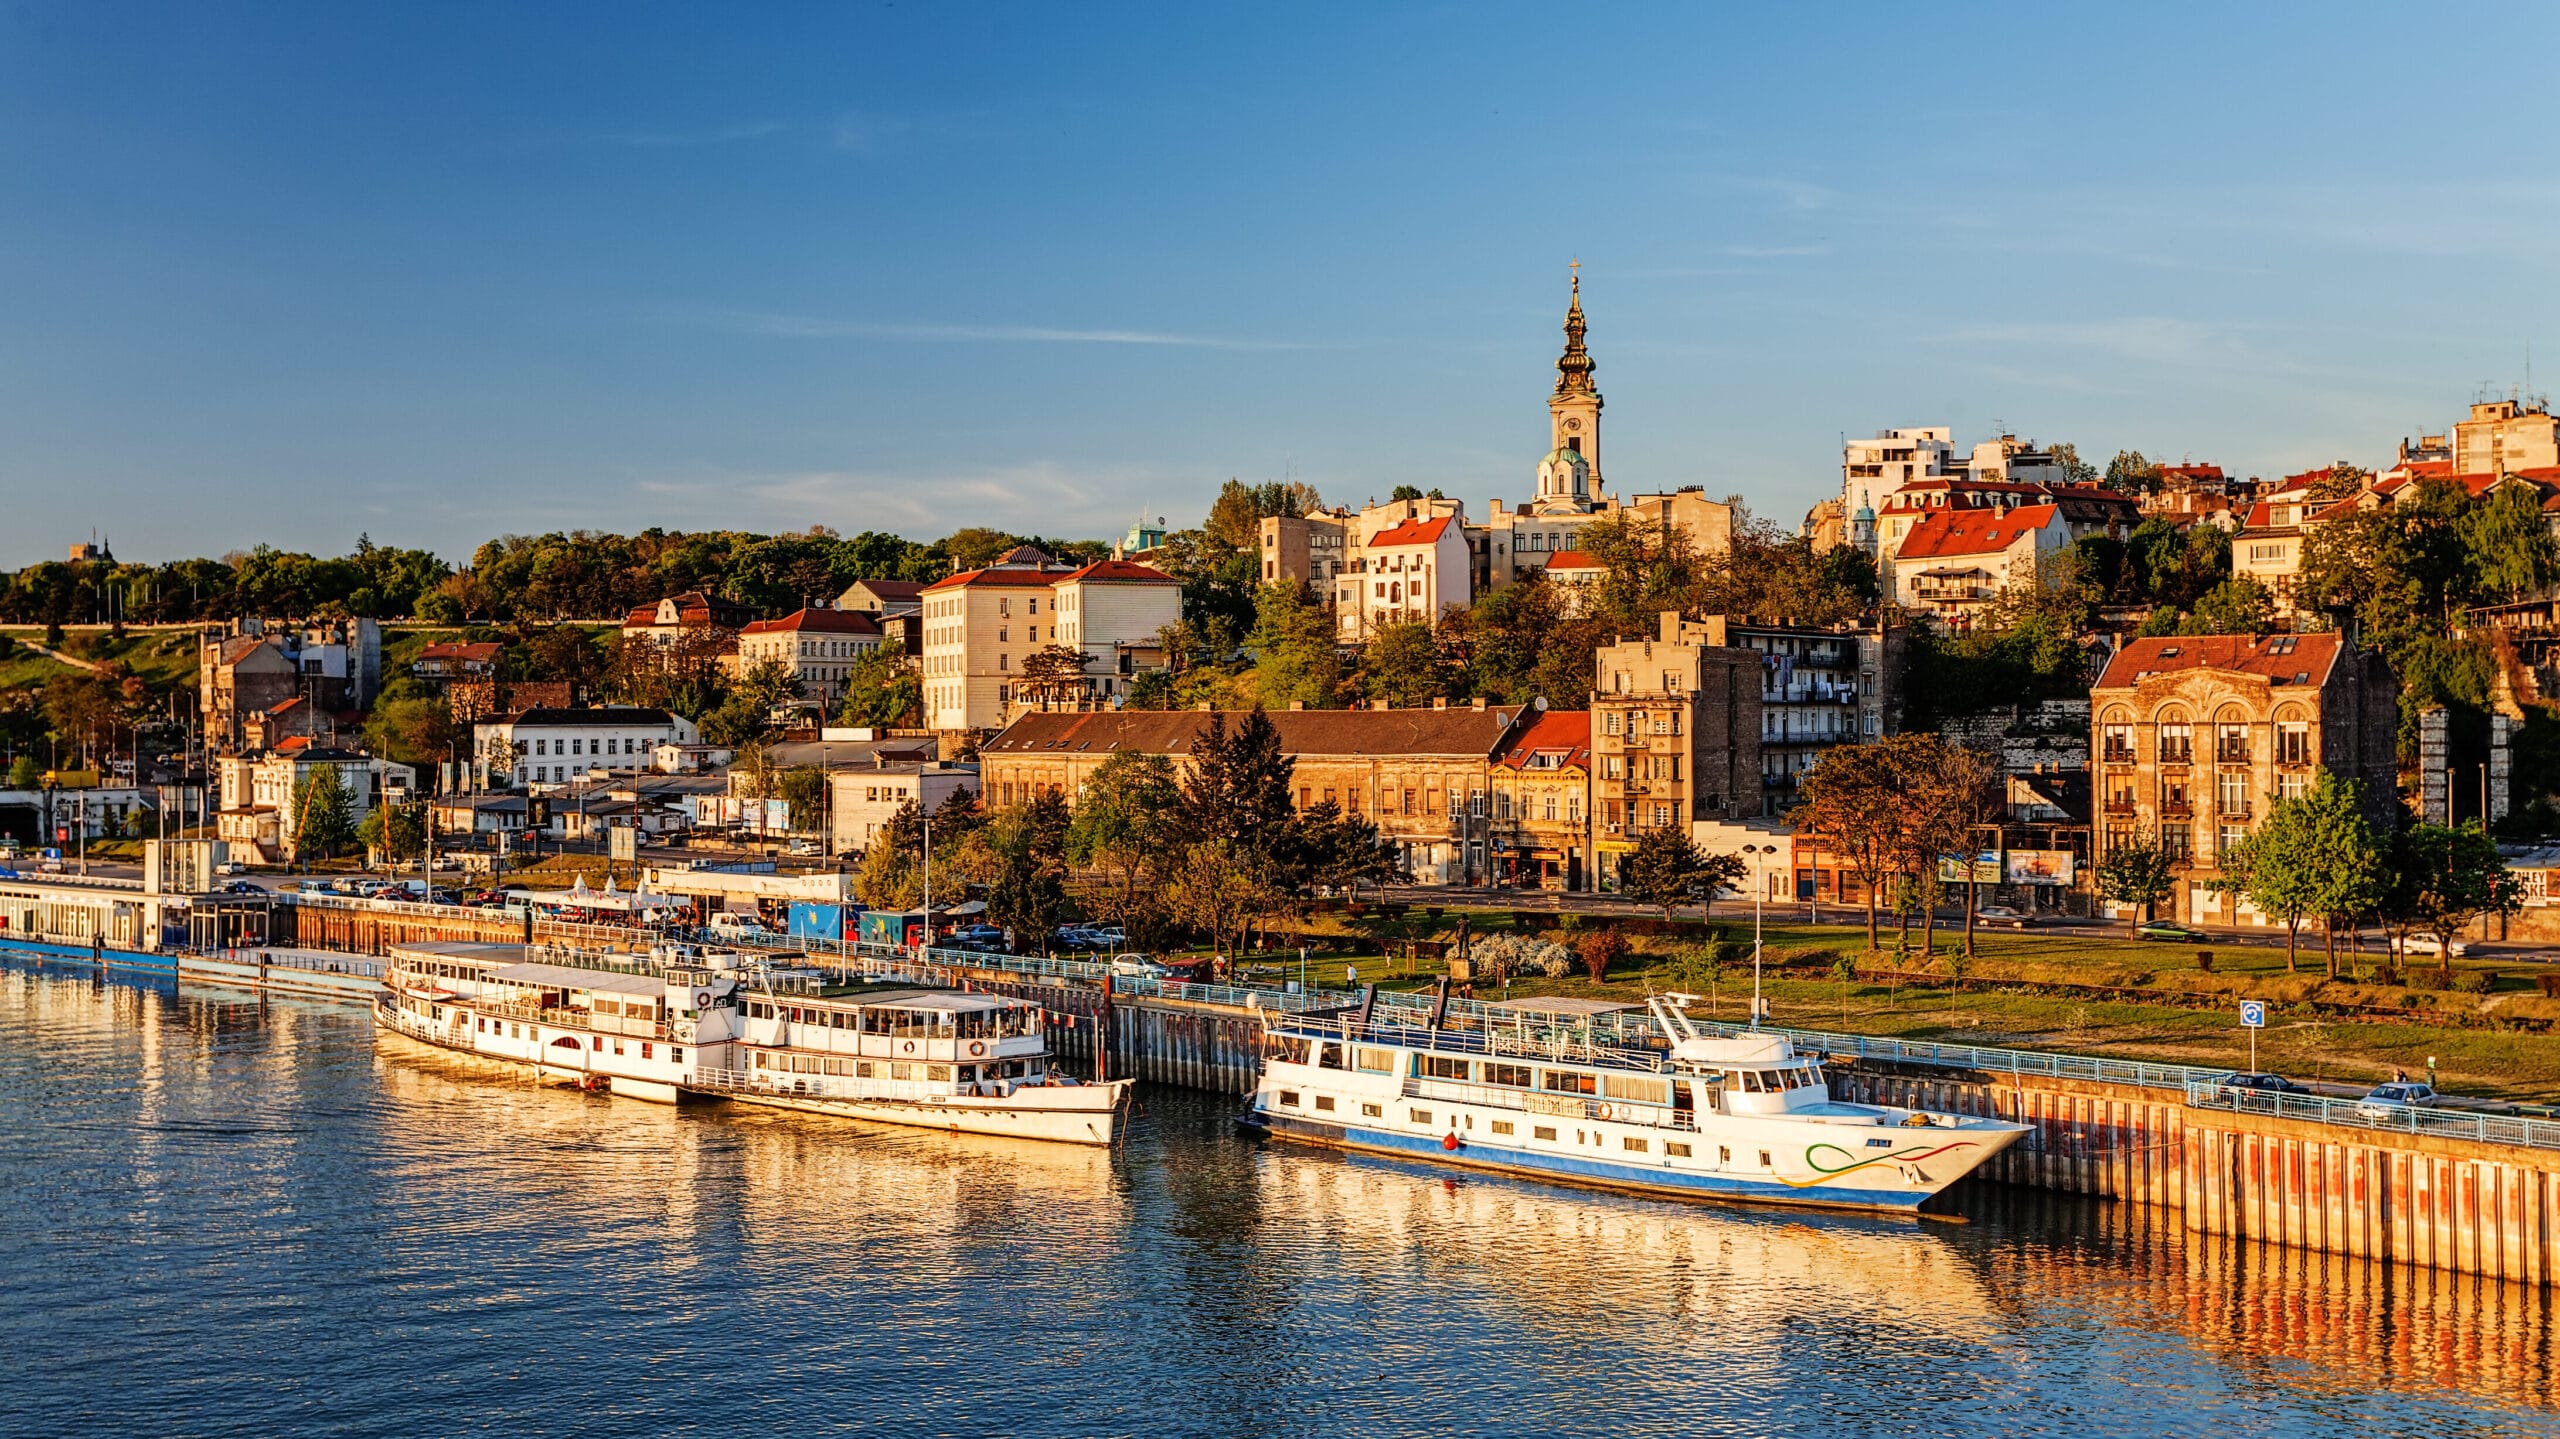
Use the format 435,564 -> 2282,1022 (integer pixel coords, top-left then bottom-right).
2183,1080 -> 2560,1154
689,1064 -> 982,1105
1399,1075 -> 1700,1130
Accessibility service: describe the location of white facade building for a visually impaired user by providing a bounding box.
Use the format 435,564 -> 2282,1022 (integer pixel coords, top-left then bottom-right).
476,707 -> 700,789
732,608 -> 884,705
828,761 -> 983,856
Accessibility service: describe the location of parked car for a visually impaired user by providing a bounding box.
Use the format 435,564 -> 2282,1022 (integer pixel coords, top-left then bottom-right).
2137,920 -> 2206,942
1052,926 -> 1098,950
784,839 -> 822,857
1110,955 -> 1171,979
951,924 -> 1005,945
2219,1072 -> 2307,1097
709,912 -> 775,937
1973,905 -> 2034,928
1081,926 -> 1128,949
218,881 -> 264,896
2357,1082 -> 2440,1120
2390,934 -> 2471,958
213,861 -> 243,876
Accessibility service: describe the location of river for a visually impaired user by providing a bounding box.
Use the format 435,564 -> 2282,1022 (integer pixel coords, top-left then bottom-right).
1,962 -> 2553,1438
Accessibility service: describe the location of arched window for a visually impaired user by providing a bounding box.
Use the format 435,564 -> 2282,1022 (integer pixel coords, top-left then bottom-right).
2214,706 -> 2252,765
2100,707 -> 2135,764
2154,707 -> 2193,765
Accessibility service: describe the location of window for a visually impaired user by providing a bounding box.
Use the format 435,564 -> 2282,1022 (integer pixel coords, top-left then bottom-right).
1540,1070 -> 1597,1095
1421,1055 -> 1469,1080
2157,722 -> 2191,764
2217,721 -> 2250,764
1604,712 -> 1621,735
2101,724 -> 2134,764
1278,1090 -> 1300,1107
1718,1146 -> 1731,1163
1360,1102 -> 1383,1118
1491,1120 -> 1515,1136
1314,1096 -> 1335,1111
1409,1108 -> 1432,1125
1759,1151 -> 1772,1167
1533,1126 -> 1559,1141
1666,1142 -> 1692,1158
1623,1137 -> 1648,1152
2276,721 -> 2310,765
1355,1048 -> 1396,1074
1483,1062 -> 1531,1087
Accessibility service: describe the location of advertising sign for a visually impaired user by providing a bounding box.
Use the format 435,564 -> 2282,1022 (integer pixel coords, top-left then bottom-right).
609,824 -> 638,863
1935,851 -> 2003,884
2005,849 -> 2076,886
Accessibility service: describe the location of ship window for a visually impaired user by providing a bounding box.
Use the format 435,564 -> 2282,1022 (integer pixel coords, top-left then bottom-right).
1719,1147 -> 1731,1163
1314,1096 -> 1335,1111
858,1062 -> 875,1078
1409,1108 -> 1432,1125
1540,1070 -> 1597,1095
1760,1151 -> 1773,1167
1602,1075 -> 1669,1105
1533,1126 -> 1558,1141
671,1048 -> 682,1064
640,1043 -> 653,1060
1355,1048 -> 1396,1074
1667,1142 -> 1692,1158
1421,1055 -> 1469,1080
1483,1063 -> 1532,1088
1491,1121 -> 1515,1136
1361,1103 -> 1383,1118
1279,1090 -> 1300,1107
1317,1044 -> 1346,1071
1623,1137 -> 1648,1152
890,1063 -> 914,1080
928,1065 -> 951,1081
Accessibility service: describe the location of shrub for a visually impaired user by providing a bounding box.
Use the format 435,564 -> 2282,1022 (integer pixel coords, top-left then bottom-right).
1578,928 -> 1630,983
2452,970 -> 2496,995
1471,932 -> 1574,981
2195,950 -> 2214,972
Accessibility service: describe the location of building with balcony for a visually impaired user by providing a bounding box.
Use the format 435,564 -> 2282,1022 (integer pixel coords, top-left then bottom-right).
1489,708 -> 1590,890
1589,613 -> 1763,891
1888,503 -> 2068,628
2090,633 -> 2397,925
919,547 -> 1186,735
1687,616 -> 1903,816
732,608 -> 884,705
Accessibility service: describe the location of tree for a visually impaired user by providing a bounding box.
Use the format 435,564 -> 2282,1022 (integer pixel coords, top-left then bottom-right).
357,800 -> 427,863
985,791 -> 1072,952
526,626 -> 610,702
837,646 -> 921,728
7,755 -> 41,787
1064,749 -> 1183,916
2104,449 -> 2162,494
735,656 -> 805,713
2211,774 -> 2387,976
1247,582 -> 1347,710
2179,577 -> 2276,636
1356,622 -> 1452,708
1794,742 -> 1906,951
292,767 -> 357,862
2388,822 -> 2516,986
1015,644 -> 1094,708
2094,834 -> 2179,937
1171,706 -> 1303,963
1618,827 -> 1745,921
777,766 -> 829,836
364,694 -> 465,776
1298,800 -> 1405,900
2462,481 -> 2560,603
854,799 -> 924,909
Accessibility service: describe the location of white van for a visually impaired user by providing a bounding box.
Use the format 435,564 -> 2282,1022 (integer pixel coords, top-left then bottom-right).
709,912 -> 774,938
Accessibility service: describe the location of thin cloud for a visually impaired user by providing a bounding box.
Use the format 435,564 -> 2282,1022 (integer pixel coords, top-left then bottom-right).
1722,244 -> 1831,257
571,122 -> 788,147
830,112 -> 913,153
708,308 -> 1311,351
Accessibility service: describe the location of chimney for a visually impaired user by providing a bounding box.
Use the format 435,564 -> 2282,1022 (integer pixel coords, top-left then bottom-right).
1433,698 -> 1448,710
1290,701 -> 1305,710
1472,697 -> 1487,711
1376,699 -> 1391,711
1660,611 -> 1682,644
1196,700 -> 1213,711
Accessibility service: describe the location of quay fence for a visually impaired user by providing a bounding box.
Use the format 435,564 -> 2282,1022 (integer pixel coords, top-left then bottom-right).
2183,1080 -> 2560,1155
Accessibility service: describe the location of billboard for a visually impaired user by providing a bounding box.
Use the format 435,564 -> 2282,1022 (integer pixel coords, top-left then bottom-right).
1935,852 -> 2003,884
2005,849 -> 2076,886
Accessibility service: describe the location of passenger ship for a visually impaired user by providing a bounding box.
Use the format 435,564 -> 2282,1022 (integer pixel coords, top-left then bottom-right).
377,940 -> 1129,1145
1241,993 -> 2030,1213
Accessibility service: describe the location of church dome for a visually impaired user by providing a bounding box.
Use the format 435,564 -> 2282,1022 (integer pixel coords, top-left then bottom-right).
1540,447 -> 1591,474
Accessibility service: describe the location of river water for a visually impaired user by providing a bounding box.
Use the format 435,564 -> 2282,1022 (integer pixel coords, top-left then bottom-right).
3,964 -> 2555,1438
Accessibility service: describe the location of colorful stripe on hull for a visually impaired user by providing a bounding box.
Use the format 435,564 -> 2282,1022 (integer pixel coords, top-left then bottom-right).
1244,1111 -> 1938,1214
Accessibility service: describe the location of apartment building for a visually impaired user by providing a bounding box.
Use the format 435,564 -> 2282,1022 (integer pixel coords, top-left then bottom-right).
2230,481 -> 2328,613
1337,515 -> 1471,640
1488,708 -> 1591,890
1839,427 -> 2068,529
833,579 -> 925,617
732,608 -> 884,704
1588,614 -> 1763,890
1888,503 -> 2068,628
2454,396 -> 2560,477
213,746 -> 415,864
2090,633 -> 2397,925
827,760 -> 982,856
1689,616 -> 1901,816
977,701 -> 1536,884
919,548 -> 1180,733
198,617 -> 383,752
620,591 -> 756,651
475,706 -> 699,788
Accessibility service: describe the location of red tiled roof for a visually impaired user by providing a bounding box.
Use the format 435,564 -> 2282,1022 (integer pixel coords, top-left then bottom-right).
984,704 -> 1529,759
844,579 -> 924,599
1543,550 -> 1601,569
1368,516 -> 1456,547
923,568 -> 1065,592
739,608 -> 884,636
2095,633 -> 2345,691
419,641 -> 501,662
1057,559 -> 1179,585
1895,504 -> 2060,560
1496,709 -> 1591,770
2157,464 -> 2225,483
993,545 -> 1056,566
622,606 -> 657,627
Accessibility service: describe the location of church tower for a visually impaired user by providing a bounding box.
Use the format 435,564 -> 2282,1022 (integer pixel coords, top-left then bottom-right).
1534,262 -> 1603,513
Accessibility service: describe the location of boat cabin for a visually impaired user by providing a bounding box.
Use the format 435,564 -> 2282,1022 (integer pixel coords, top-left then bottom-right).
737,989 -> 1049,1096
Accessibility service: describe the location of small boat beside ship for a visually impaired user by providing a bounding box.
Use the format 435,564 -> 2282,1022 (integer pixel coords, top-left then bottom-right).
376,940 -> 1129,1145
1240,991 -> 2030,1213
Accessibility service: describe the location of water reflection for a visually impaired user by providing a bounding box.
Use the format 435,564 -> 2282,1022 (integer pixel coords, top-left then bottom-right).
1,960 -> 2553,1438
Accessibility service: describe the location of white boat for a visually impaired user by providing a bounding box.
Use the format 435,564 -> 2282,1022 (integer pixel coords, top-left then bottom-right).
693,988 -> 1131,1147
376,940 -> 1129,1145
378,940 -> 722,1104
1240,991 -> 2030,1213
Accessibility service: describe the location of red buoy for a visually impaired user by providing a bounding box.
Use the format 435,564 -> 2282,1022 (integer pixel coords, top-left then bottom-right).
1442,1132 -> 1461,1151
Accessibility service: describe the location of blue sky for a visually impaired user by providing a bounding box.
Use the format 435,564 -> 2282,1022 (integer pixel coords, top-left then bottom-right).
4,3 -> 2556,567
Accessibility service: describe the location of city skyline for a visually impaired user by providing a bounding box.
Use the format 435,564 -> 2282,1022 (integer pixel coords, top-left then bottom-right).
4,2 -> 2558,566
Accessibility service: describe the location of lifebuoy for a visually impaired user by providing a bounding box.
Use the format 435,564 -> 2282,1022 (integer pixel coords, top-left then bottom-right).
969,1041 -> 986,1057
692,988 -> 712,1008
1597,1103 -> 1615,1121
903,1041 -> 915,1054
1442,1133 -> 1461,1152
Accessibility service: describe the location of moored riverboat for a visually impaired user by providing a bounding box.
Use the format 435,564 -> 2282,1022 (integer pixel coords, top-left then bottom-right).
688,989 -> 1131,1146
378,940 -> 738,1103
1241,992 -> 2030,1213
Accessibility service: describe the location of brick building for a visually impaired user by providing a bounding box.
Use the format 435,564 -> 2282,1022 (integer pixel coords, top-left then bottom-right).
977,702 -> 1535,885
2090,633 -> 2398,925
1589,614 -> 1763,891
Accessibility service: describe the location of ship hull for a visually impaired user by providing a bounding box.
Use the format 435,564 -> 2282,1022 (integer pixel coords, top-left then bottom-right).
694,1083 -> 1129,1146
